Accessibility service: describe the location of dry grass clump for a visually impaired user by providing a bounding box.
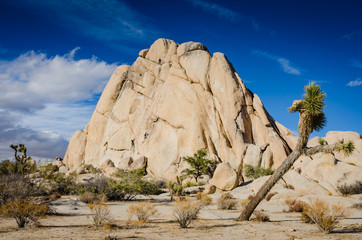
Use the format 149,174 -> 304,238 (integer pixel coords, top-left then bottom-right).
265,192 -> 276,201
217,193 -> 238,210
127,201 -> 157,224
173,198 -> 202,228
88,200 -> 112,228
252,210 -> 270,222
80,192 -> 107,204
196,192 -> 212,205
337,181 -> 362,195
302,199 -> 346,233
285,199 -> 306,212
0,197 -> 48,228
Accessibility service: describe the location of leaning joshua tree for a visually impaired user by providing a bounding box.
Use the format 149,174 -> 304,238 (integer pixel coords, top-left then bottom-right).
237,82 -> 354,221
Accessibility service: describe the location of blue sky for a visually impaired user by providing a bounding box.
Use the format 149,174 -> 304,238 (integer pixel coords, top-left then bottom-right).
0,0 -> 361,160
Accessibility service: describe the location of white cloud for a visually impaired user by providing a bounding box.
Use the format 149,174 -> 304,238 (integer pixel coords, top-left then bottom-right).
0,48 -> 119,159
347,78 -> 362,87
0,48 -> 117,112
252,50 -> 301,75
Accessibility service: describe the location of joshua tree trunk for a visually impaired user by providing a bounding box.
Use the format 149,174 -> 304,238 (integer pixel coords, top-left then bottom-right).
237,112 -> 311,221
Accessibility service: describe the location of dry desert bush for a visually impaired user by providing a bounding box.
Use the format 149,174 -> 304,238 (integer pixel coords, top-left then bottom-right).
252,209 -> 270,222
79,191 -> 107,204
127,201 -> 157,224
337,181 -> 362,195
217,193 -> 238,210
302,199 -> 346,233
196,192 -> 212,205
173,198 -> 202,228
285,199 -> 306,212
0,197 -> 48,228
88,200 -> 112,228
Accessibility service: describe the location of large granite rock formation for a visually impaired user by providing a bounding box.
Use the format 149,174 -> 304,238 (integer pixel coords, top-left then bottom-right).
63,38 -> 299,180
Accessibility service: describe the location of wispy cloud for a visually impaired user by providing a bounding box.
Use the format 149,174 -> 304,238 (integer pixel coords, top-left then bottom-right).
351,59 -> 362,68
11,0 -> 159,44
347,78 -> 362,87
0,48 -> 118,159
184,0 -> 260,31
342,30 -> 362,40
251,50 -> 301,75
185,0 -> 242,22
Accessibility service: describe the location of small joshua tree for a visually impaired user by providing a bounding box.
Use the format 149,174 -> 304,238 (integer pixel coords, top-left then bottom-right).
10,144 -> 35,176
181,149 -> 216,183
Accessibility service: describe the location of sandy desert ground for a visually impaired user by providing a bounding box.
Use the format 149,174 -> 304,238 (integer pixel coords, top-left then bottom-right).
0,194 -> 361,240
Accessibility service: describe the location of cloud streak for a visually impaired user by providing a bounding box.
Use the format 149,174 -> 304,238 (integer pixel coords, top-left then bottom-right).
251,50 -> 301,75
347,78 -> 362,87
185,0 -> 242,22
342,30 -> 362,40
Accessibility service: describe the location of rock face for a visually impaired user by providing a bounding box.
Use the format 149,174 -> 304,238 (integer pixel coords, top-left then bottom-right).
63,38 -> 299,180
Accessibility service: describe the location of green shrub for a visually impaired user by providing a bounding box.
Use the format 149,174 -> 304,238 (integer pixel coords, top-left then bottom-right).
243,164 -> 274,179
38,163 -> 59,180
83,164 -> 101,174
181,149 -> 217,183
81,171 -> 161,201
167,181 -> 184,197
0,160 -> 16,176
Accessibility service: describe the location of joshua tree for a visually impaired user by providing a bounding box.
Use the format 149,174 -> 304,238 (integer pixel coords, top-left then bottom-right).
237,82 -> 354,221
9,144 -> 33,176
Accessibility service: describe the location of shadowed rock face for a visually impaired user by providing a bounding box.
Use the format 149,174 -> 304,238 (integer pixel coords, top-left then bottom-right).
63,38 -> 297,180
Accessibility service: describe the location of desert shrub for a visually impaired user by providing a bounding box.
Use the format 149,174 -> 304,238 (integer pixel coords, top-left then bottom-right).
0,197 -> 48,228
318,138 -> 325,145
83,164 -> 101,174
0,175 -> 42,205
43,192 -> 61,201
183,181 -> 197,188
173,199 -> 202,228
167,181 -> 184,197
243,164 -> 274,179
265,192 -> 276,201
303,199 -> 346,233
217,193 -> 238,210
181,149 -> 217,182
337,181 -> 362,195
196,192 -> 212,205
82,172 -> 161,201
286,199 -> 306,212
253,210 -> 270,222
0,160 -> 16,176
352,203 -> 362,209
79,192 -> 107,204
88,201 -> 112,227
38,163 -> 59,180
127,201 -> 157,223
